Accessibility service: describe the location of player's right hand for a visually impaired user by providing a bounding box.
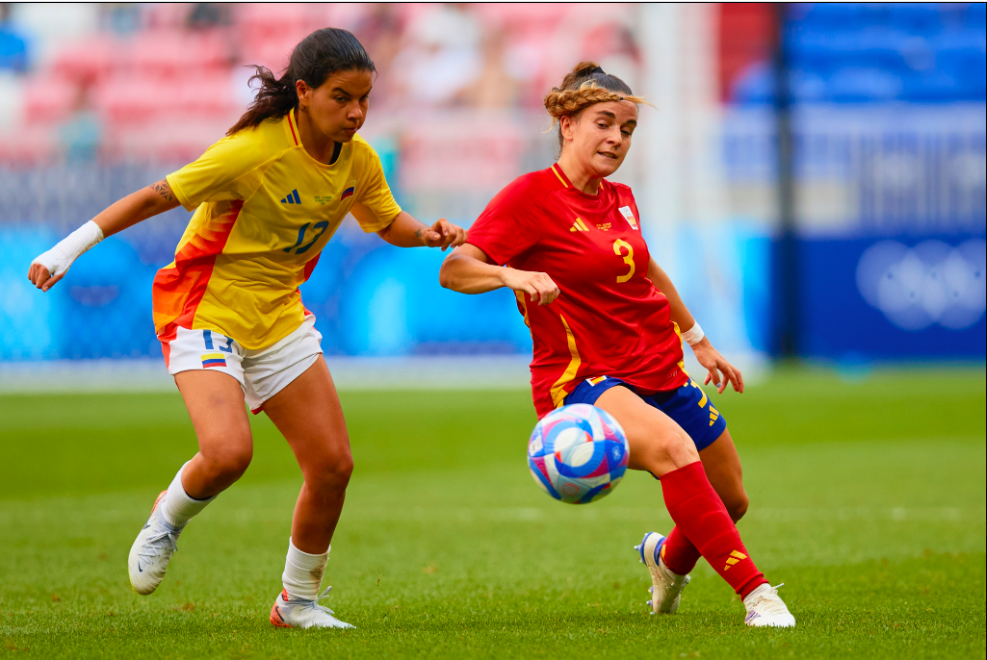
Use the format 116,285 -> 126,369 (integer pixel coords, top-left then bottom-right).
501,268 -> 560,305
28,251 -> 69,292
27,220 -> 105,292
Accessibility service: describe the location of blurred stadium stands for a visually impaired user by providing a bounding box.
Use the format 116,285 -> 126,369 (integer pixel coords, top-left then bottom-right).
0,3 -> 983,371
733,3 -> 987,104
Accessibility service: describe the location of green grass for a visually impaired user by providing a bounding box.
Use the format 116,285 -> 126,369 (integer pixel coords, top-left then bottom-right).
0,367 -> 984,659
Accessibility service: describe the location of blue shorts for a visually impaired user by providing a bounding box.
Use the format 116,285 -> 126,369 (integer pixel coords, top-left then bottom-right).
563,376 -> 727,451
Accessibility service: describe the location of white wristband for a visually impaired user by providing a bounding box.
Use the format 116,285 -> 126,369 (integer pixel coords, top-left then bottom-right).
32,220 -> 104,278
681,322 -> 705,346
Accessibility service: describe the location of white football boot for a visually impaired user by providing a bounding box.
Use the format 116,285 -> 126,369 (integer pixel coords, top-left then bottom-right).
270,586 -> 355,630
128,490 -> 182,595
744,583 -> 796,628
635,531 -> 691,614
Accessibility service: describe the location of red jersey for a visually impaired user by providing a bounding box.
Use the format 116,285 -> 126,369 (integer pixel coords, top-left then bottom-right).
468,164 -> 689,418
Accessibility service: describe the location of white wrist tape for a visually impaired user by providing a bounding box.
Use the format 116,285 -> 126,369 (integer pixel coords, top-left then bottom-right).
681,322 -> 705,346
32,220 -> 104,278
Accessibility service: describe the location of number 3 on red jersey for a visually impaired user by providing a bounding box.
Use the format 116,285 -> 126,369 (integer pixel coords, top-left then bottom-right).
613,239 -> 635,283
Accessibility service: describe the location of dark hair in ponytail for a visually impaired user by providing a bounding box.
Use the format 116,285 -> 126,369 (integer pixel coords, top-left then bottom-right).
228,28 -> 375,136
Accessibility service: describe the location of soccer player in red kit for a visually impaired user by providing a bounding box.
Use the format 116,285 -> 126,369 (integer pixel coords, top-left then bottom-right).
439,62 -> 795,627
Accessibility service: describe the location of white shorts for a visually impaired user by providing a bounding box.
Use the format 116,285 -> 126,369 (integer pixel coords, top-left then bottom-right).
163,314 -> 323,413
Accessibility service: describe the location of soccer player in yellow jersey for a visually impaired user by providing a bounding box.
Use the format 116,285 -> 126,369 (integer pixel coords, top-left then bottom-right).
27,28 -> 466,629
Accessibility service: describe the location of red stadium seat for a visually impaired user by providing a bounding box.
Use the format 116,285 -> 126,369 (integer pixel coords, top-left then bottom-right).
0,124 -> 56,163
50,37 -> 116,86
177,74 -> 239,118
473,3 -> 570,38
399,114 -> 524,190
235,3 -> 310,43
22,76 -> 79,124
93,75 -> 181,125
140,2 -> 195,30
322,3 -> 372,32
718,3 -> 775,103
237,35 -> 301,74
103,118 -> 229,162
235,3 -> 308,31
94,71 -> 238,128
129,30 -> 230,78
233,3 -> 324,70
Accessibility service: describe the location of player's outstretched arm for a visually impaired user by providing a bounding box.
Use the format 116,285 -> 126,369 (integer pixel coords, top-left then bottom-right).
28,179 -> 180,292
440,245 -> 560,305
371,210 -> 467,251
647,257 -> 697,331
647,257 -> 744,394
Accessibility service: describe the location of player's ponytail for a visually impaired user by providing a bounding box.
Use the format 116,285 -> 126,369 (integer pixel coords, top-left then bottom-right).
228,28 -> 375,136
543,61 -> 649,150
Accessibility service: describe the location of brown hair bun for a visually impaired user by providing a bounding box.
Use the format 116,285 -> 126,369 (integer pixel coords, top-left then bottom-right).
543,61 -> 648,130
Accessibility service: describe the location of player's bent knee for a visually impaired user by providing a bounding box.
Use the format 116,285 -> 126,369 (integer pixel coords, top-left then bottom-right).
727,493 -> 749,522
203,444 -> 253,482
659,429 -> 701,466
306,452 -> 353,493
630,430 -> 700,476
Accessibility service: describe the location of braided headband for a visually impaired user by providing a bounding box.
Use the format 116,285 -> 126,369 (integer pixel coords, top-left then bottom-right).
544,81 -> 649,126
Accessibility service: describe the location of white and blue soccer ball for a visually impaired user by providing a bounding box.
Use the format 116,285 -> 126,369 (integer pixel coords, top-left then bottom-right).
527,403 -> 630,504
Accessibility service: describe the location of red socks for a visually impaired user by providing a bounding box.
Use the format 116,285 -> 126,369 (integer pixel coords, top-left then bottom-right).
659,462 -> 767,599
660,526 -> 703,576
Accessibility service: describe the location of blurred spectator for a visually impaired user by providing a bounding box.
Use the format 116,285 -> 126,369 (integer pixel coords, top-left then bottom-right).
187,3 -> 230,30
352,4 -> 404,107
583,22 -> 642,92
1,2 -> 982,168
101,3 -> 142,36
455,29 -> 518,108
59,83 -> 101,163
354,4 -> 402,70
390,4 -> 482,106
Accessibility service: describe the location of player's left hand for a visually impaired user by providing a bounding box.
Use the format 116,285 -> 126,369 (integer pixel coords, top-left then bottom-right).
691,339 -> 744,394
422,218 -> 467,251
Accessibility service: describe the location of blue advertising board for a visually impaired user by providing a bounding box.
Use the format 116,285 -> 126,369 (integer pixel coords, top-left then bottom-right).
799,233 -> 986,360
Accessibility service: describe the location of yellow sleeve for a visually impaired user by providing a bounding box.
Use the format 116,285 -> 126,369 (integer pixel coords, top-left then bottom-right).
165,130 -> 271,211
353,147 -> 402,233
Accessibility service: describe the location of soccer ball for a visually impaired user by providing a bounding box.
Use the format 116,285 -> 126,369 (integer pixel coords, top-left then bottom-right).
527,403 -> 630,504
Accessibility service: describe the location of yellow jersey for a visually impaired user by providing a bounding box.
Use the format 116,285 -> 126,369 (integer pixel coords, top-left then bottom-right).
153,111 -> 401,350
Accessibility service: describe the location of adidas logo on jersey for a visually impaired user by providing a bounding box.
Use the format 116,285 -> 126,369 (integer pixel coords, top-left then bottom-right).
569,218 -> 590,232
281,189 -> 301,205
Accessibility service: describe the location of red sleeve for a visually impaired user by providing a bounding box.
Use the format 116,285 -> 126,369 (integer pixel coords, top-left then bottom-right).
467,177 -> 541,266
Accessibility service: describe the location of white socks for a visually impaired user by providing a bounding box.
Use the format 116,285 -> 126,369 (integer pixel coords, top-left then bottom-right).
282,537 -> 329,602
156,465 -> 330,603
157,461 -> 215,530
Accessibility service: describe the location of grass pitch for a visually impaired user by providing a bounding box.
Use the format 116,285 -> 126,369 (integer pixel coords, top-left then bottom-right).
0,367 -> 984,659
